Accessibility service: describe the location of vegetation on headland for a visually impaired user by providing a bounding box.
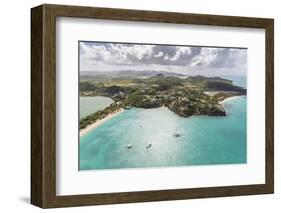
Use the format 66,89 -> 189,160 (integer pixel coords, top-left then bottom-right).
80,74 -> 246,130
80,102 -> 124,130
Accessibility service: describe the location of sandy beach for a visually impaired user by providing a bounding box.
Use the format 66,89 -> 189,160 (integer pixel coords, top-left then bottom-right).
80,108 -> 124,137
219,96 -> 240,105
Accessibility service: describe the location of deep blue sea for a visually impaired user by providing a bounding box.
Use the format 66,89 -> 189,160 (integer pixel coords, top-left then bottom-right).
79,95 -> 247,170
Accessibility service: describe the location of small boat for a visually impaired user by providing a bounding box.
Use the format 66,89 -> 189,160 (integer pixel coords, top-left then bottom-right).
173,129 -> 181,137
173,133 -> 181,138
127,144 -> 132,149
146,144 -> 152,148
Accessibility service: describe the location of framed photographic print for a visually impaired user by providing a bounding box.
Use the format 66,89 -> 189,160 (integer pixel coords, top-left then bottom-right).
31,4 -> 274,208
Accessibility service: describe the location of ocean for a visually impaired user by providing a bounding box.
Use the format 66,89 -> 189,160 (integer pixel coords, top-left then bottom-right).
221,75 -> 247,88
79,95 -> 247,170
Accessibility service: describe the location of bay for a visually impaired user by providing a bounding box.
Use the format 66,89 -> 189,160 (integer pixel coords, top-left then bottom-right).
79,96 -> 247,170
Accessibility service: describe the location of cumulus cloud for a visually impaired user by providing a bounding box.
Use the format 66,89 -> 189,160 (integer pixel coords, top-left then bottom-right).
79,41 -> 247,76
154,52 -> 164,58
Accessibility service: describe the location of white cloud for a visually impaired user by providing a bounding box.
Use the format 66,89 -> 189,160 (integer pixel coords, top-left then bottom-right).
169,47 -> 192,61
154,52 -> 164,58
189,48 -> 218,67
79,42 -> 247,76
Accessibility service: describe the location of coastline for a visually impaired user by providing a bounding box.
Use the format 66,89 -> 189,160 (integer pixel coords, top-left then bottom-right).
219,95 -> 242,105
80,108 -> 124,137
80,96 -> 244,137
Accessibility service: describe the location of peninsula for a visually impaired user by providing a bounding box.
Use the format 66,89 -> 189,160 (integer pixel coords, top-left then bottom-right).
79,72 -> 246,131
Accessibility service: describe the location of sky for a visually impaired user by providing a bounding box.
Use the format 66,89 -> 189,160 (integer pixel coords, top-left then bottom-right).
79,41 -> 247,76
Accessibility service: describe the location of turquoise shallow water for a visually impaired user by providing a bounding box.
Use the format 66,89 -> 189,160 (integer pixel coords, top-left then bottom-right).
80,96 -> 113,119
79,96 -> 247,170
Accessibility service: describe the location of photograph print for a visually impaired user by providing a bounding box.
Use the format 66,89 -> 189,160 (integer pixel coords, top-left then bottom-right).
79,41 -> 247,170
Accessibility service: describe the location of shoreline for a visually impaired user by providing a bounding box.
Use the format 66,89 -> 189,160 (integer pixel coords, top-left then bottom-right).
219,95 -> 243,105
80,96 -> 244,137
80,108 -> 124,137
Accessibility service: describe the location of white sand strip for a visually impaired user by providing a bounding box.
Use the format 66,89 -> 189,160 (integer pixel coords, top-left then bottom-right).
80,108 -> 124,137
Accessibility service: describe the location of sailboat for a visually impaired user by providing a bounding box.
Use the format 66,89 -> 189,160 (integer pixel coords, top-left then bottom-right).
173,129 -> 181,138
146,144 -> 152,149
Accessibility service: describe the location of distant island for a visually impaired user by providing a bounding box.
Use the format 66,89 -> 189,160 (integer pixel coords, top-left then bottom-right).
79,72 -> 246,131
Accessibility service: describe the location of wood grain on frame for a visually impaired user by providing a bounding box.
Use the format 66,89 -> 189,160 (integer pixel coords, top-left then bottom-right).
31,4 -> 274,208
